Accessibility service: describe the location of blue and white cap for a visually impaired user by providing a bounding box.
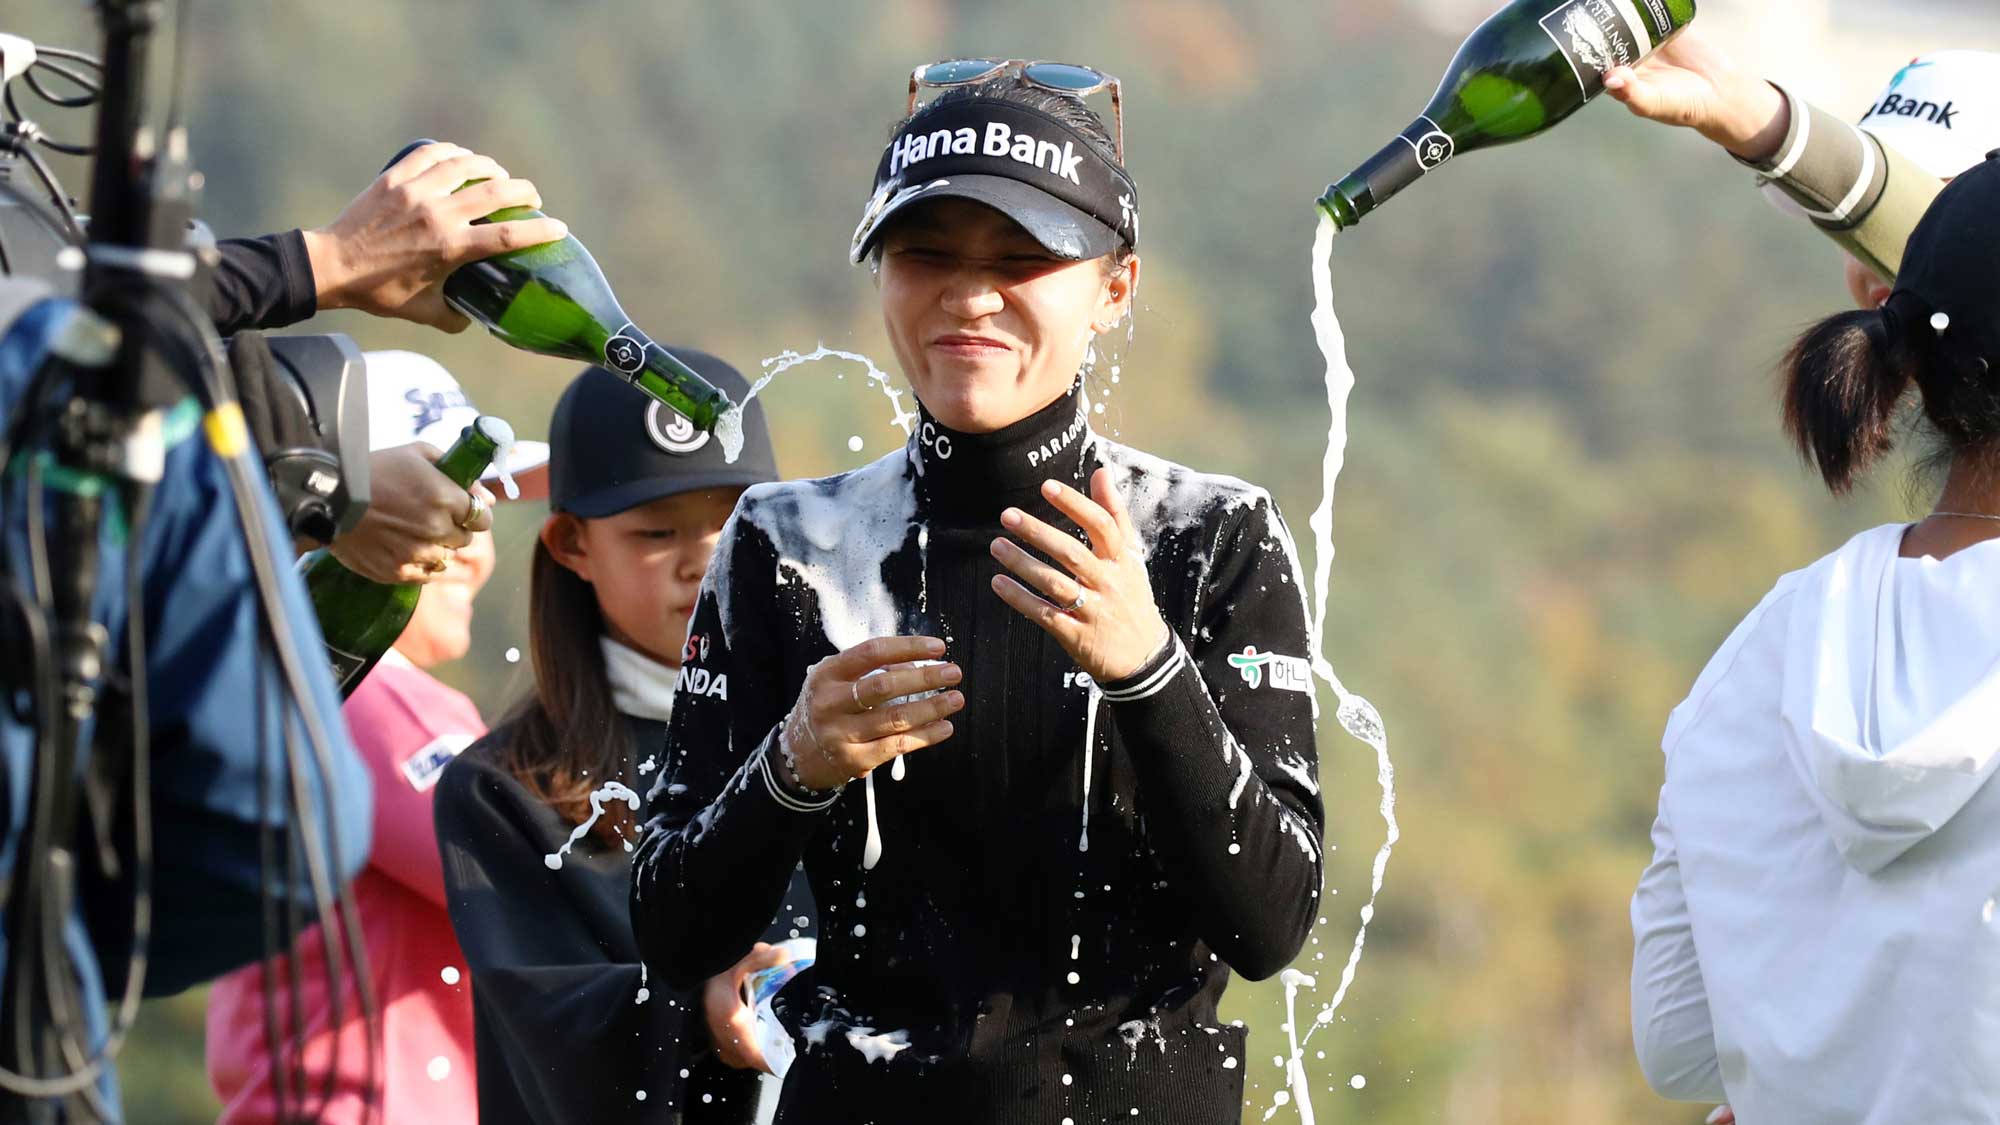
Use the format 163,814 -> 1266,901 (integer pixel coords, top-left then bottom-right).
1859,51 -> 2000,179
362,349 -> 550,491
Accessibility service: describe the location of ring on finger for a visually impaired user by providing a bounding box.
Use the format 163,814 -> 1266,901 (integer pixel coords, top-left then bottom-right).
851,680 -> 869,712
458,489 -> 488,531
423,555 -> 449,575
1061,588 -> 1087,614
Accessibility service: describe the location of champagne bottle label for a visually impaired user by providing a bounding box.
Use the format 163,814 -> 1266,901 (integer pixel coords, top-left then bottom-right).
326,643 -> 370,693
1632,0 -> 1676,38
1539,0 -> 1651,98
1398,115 -> 1455,172
604,322 -> 647,375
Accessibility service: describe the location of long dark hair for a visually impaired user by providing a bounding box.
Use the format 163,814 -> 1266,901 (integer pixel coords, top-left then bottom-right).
492,532 -> 637,844
1780,298 -> 2000,494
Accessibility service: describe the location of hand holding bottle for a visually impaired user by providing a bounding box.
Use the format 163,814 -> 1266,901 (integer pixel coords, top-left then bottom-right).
1602,27 -> 1789,161
324,442 -> 495,584
303,141 -> 570,331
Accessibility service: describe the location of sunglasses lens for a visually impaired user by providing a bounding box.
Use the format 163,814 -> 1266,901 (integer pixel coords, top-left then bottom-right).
1022,63 -> 1106,92
922,59 -> 1005,85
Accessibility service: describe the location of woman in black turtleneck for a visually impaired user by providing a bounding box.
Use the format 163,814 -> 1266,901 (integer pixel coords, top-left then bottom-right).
633,72 -> 1324,1124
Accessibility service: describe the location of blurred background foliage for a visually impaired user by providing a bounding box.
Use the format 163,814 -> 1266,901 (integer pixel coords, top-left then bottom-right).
16,0 -> 1992,1120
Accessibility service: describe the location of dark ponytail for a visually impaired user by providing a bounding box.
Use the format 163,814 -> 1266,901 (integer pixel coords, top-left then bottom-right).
1781,297 -> 2000,494
1781,306 -> 1914,494
492,536 -> 637,845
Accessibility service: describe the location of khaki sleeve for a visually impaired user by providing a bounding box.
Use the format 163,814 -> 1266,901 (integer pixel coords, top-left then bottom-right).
1735,83 -> 1944,281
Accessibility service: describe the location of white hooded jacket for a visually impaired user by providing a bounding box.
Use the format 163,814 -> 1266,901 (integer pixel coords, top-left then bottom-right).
1632,523 -> 2000,1124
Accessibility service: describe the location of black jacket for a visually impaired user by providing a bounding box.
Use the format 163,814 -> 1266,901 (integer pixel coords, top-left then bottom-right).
438,711 -> 813,1124
632,384 -> 1326,1124
205,231 -> 319,336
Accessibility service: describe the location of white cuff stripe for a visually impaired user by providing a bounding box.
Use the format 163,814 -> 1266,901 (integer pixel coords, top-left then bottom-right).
1768,88 -> 1812,179
1100,641 -> 1189,702
1817,123 -> 1877,224
759,748 -> 839,813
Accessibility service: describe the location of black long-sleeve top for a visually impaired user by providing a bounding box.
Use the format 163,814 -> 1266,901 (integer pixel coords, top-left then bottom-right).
437,711 -> 814,1124
203,231 -> 319,336
631,382 -> 1326,1124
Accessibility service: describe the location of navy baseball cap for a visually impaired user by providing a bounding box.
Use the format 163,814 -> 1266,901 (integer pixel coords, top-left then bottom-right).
548,348 -> 777,518
850,97 -> 1139,264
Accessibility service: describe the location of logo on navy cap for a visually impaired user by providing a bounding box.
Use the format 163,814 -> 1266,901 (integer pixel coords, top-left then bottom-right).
646,400 -> 710,455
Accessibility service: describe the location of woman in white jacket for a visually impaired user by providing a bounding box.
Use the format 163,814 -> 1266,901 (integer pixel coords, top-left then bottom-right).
1631,155 -> 2000,1124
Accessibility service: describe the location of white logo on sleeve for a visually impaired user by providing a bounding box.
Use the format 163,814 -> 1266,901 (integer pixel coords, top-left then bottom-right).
401,733 -> 476,792
1227,646 -> 1313,695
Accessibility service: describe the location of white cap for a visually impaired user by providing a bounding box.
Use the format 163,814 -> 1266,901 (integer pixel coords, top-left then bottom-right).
1858,51 -> 2000,180
362,350 -> 550,490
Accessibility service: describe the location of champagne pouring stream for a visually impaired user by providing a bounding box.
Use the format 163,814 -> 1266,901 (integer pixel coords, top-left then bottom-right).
1282,0 -> 1698,1116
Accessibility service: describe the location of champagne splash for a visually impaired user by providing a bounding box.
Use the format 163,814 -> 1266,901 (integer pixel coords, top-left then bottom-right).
486,424 -> 522,500
1268,969 -> 1318,1125
1266,214 -> 1402,1123
718,345 -> 918,463
543,782 -> 642,870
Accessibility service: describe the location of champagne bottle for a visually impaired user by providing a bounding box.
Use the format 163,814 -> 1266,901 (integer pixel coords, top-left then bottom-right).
1319,0 -> 1697,230
304,416 -> 511,697
383,140 -> 732,433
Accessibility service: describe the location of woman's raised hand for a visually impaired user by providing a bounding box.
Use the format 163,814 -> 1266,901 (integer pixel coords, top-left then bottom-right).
990,468 -> 1171,684
1601,27 -> 1789,162
779,636 -> 964,792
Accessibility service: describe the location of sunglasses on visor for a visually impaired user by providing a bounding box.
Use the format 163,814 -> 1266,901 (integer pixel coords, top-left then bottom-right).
907,59 -> 1124,162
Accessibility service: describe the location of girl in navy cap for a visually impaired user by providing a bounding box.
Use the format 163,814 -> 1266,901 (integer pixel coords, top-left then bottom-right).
633,68 -> 1324,1123
1632,157 -> 2000,1122
435,355 -> 807,1125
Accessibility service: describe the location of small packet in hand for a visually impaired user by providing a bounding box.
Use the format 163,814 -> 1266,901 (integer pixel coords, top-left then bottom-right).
743,938 -> 816,1079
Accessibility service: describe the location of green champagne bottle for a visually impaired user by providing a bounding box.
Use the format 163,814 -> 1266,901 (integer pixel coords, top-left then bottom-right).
1319,0 -> 1697,229
303,416 -> 511,697
383,140 -> 732,433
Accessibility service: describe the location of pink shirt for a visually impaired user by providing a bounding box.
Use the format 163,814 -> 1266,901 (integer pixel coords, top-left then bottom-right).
207,653 -> 484,1123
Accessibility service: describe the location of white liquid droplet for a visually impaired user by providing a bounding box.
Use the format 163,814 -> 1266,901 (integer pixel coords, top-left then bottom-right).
1224,1056 -> 1238,1070
1066,971 -> 1080,985
848,435 -> 865,452
1350,1075 -> 1366,1090
1062,1074 -> 1073,1086
544,782 -> 643,871
702,1093 -> 714,1104
862,774 -> 883,869
1070,934 -> 1081,960
636,1090 -> 648,1102
1228,843 -> 1242,855
504,647 -> 521,664
440,966 -> 460,985
852,923 -> 867,938
426,1056 -> 451,1082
